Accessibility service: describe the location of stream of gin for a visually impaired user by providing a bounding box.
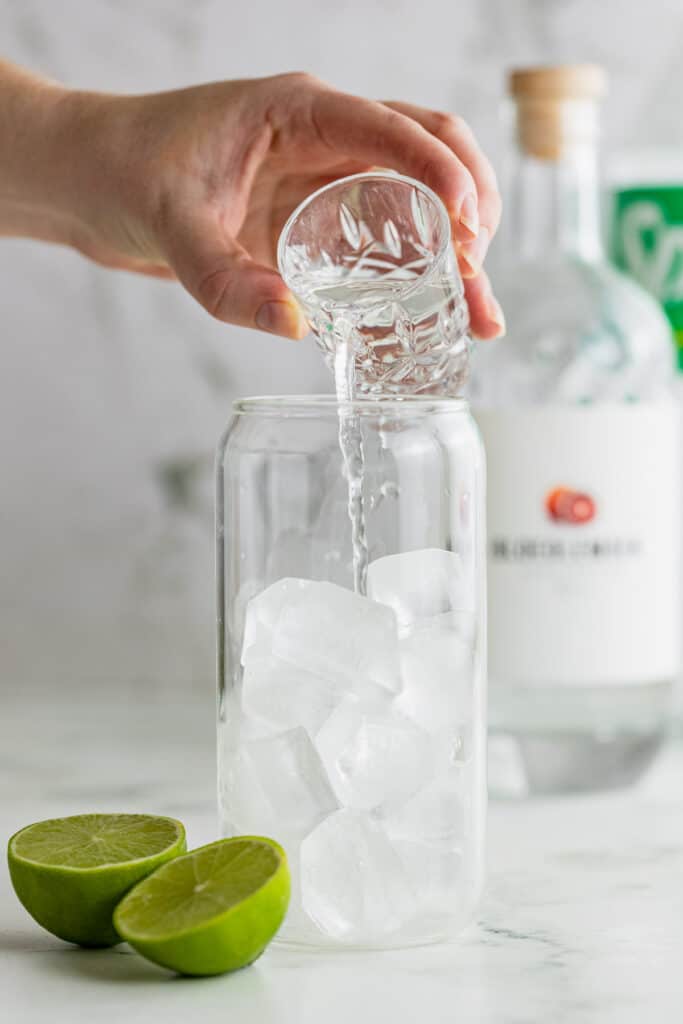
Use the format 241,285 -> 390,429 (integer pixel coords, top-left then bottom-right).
334,336 -> 369,595
322,267 -> 468,595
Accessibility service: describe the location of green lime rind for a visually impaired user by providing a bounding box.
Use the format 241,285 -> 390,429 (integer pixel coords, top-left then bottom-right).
8,813 -> 186,948
113,836 -> 290,976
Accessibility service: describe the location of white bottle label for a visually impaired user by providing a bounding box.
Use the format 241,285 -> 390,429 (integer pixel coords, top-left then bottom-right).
475,404 -> 680,686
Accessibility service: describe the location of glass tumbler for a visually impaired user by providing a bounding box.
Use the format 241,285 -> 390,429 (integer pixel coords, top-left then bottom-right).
277,172 -> 471,397
216,396 -> 487,948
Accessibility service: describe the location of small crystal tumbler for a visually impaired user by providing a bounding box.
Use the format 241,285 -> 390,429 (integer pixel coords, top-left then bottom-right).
216,396 -> 487,948
277,172 -> 471,397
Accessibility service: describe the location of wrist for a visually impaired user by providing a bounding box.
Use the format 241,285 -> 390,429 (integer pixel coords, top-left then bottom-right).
41,87 -> 163,261
0,66 -> 73,238
25,86 -> 113,245
0,66 -> 139,254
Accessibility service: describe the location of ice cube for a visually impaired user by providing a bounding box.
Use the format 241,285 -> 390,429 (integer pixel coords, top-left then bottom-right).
220,726 -> 339,838
300,809 -> 416,941
397,619 -> 473,734
242,647 -> 346,736
392,839 -> 463,916
273,582 -> 401,693
242,579 -> 401,693
377,770 -> 465,844
277,845 -> 305,938
367,548 -> 470,628
266,833 -> 315,942
241,578 -> 314,663
316,697 -> 433,810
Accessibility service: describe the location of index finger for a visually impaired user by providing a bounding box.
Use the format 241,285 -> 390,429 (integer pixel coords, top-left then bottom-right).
382,100 -> 502,241
309,88 -> 480,241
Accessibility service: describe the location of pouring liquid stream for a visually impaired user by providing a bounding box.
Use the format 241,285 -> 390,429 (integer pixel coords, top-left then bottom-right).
333,328 -> 369,596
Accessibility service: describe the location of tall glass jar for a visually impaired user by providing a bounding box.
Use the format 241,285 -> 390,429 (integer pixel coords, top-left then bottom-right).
216,395 -> 486,948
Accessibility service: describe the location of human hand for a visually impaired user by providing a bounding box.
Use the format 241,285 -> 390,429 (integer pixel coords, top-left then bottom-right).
19,72 -> 504,339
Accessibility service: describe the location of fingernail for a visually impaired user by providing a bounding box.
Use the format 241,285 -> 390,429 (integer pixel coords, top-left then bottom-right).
458,192 -> 479,239
460,227 -> 490,278
486,294 -> 506,335
256,300 -> 306,338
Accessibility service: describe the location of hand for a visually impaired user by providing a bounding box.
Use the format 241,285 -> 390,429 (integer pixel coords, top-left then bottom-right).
11,71 -> 504,339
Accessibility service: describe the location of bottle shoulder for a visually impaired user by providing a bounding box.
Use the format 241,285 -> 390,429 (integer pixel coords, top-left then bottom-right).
471,256 -> 676,404
493,256 -> 669,329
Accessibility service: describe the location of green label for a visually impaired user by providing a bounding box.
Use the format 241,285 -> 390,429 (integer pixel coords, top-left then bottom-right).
611,186 -> 683,369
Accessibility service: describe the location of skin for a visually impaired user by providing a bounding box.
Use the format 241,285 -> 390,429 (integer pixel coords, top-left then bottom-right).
0,61 -> 504,341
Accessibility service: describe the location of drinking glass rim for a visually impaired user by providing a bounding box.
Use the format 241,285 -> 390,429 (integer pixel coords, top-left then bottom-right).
276,171 -> 453,299
232,394 -> 468,417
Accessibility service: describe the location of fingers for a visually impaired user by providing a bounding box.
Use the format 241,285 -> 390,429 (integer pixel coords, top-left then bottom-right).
308,90 -> 480,241
304,86 -> 504,335
375,100 -> 504,337
382,101 -> 502,271
166,215 -> 307,338
163,209 -> 503,342
464,269 -> 505,340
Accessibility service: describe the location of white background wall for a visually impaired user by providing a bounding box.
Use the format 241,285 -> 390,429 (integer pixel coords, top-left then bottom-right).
2,0 -> 682,693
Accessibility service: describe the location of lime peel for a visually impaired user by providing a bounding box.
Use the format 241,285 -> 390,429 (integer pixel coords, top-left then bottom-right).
113,836 -> 290,975
8,813 -> 186,948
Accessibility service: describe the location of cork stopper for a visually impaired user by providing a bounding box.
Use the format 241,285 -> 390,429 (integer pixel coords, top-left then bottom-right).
509,65 -> 607,160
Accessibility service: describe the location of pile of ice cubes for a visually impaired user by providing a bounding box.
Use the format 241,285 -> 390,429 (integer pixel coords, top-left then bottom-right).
219,548 -> 476,944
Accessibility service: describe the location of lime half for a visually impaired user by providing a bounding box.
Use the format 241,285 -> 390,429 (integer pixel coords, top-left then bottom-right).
8,813 -> 186,947
114,836 -> 290,975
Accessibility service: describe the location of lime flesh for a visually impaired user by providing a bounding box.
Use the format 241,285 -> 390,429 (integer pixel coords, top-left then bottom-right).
8,813 -> 186,947
114,836 -> 290,975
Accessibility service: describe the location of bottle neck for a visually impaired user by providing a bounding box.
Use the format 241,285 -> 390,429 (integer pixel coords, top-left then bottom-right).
509,110 -> 603,262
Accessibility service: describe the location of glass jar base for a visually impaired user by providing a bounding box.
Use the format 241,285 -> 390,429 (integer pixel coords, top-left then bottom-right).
273,933 -> 454,953
274,911 -> 475,952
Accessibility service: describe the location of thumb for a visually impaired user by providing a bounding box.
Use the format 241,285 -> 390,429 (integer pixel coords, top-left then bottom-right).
167,217 -> 308,339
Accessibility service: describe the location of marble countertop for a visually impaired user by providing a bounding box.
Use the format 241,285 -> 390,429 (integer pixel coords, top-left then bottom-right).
3,680 -> 683,1023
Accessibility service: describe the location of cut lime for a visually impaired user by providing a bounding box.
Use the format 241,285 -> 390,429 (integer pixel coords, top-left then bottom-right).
114,836 -> 290,975
8,813 -> 186,947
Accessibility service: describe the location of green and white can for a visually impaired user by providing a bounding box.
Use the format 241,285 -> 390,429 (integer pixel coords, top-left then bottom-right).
610,151 -> 683,369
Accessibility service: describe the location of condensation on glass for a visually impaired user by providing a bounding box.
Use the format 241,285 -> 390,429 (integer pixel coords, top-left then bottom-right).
216,396 -> 487,949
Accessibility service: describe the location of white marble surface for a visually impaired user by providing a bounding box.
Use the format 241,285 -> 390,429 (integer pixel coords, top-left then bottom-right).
3,681 -> 683,1022
2,0 -> 683,692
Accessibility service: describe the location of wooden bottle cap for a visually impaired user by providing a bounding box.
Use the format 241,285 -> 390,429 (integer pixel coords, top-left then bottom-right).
509,65 -> 607,160
510,65 -> 607,102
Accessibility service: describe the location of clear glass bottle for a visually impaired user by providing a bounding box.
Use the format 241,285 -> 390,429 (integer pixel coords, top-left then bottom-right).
216,396 -> 486,947
471,66 -> 680,795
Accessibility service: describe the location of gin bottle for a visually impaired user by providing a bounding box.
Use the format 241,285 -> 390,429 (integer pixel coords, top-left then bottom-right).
471,66 -> 680,794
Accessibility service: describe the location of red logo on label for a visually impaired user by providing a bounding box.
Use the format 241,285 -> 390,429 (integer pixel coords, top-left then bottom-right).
546,487 -> 596,525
